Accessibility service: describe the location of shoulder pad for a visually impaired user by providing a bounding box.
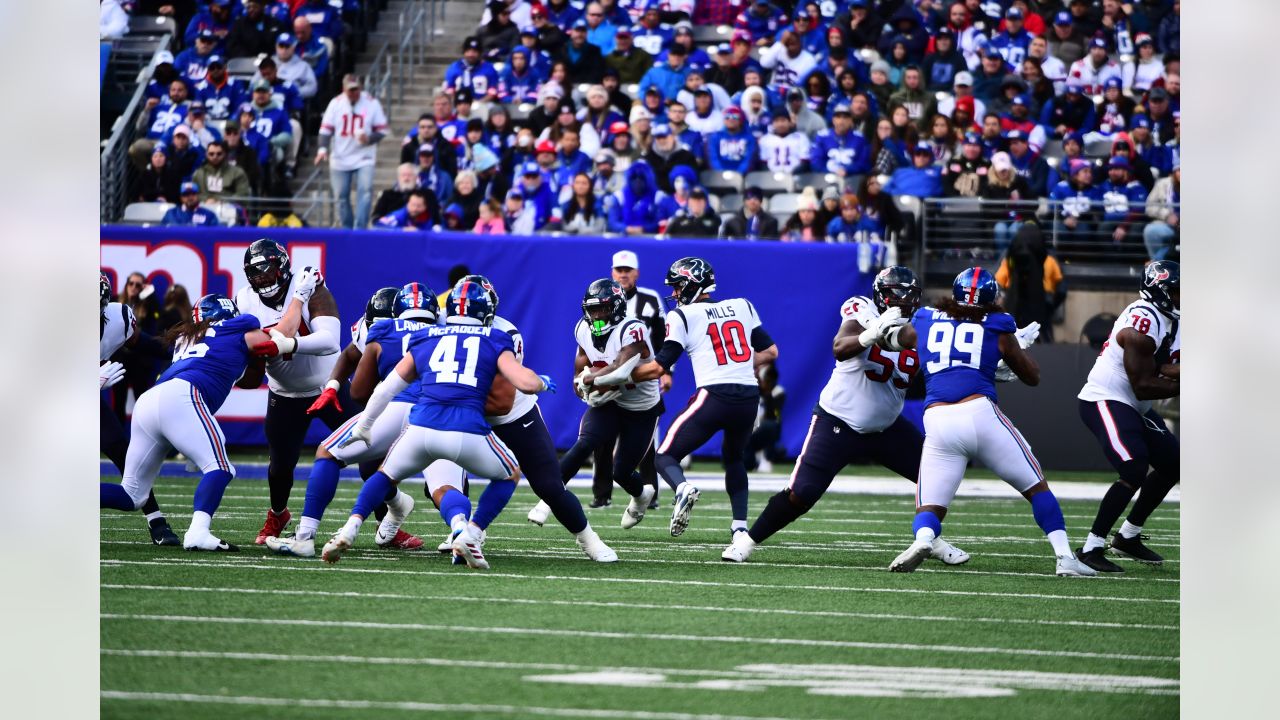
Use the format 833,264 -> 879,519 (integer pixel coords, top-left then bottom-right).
840,296 -> 873,321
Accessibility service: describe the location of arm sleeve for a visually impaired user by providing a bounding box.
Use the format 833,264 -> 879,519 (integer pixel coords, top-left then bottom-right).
653,340 -> 685,371
294,314 -> 341,355
356,370 -> 411,433
750,326 -> 774,352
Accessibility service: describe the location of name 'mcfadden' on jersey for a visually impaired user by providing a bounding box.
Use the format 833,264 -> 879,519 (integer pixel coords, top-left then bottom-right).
406,325 -> 515,435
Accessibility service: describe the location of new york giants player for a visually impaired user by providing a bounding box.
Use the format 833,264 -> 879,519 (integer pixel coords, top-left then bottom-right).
584,257 -> 778,537
100,293 -> 302,551
1075,261 -> 1180,572
885,267 -> 1096,576
722,267 -> 969,565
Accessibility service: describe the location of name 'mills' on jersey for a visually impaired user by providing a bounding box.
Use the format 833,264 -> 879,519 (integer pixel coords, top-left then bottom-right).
158,314 -> 262,412
818,297 -> 921,432
367,317 -> 436,404
487,315 -> 536,425
235,273 -> 337,397
406,325 -> 515,435
913,307 -> 1017,406
666,297 -> 764,388
1078,300 -> 1177,413
575,317 -> 661,411
100,302 -> 137,362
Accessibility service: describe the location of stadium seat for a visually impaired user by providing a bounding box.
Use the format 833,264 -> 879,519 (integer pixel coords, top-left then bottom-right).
1084,139 -> 1113,158
770,212 -> 791,227
692,25 -> 731,45
128,15 -> 177,38
509,103 -> 534,121
700,169 -> 743,196
1041,140 -> 1065,162
795,172 -> 837,192
939,197 -> 984,215
843,174 -> 866,193
893,194 -> 921,219
227,57 -> 260,80
719,212 -> 736,227
768,193 -> 800,216
202,202 -> 241,226
1080,312 -> 1118,350
719,193 -> 743,213
745,170 -> 794,195
123,202 -> 173,225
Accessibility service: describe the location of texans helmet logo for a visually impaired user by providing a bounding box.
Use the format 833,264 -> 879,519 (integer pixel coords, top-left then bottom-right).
1148,267 -> 1170,282
677,267 -> 696,280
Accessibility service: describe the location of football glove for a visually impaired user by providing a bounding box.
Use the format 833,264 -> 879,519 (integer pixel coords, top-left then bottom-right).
590,352 -> 643,387
857,306 -> 902,347
308,380 -> 342,415
537,374 -> 557,394
292,266 -> 322,304
994,360 -> 1017,383
99,361 -> 126,389
251,329 -> 298,358
1015,322 -> 1041,349
335,423 -> 371,449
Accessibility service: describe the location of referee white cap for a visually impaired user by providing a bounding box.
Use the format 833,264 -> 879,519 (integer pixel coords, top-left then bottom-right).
612,250 -> 639,270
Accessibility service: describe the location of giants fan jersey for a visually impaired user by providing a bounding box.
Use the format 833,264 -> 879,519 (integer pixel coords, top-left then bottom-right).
319,90 -> 389,171
1078,300 -> 1177,413
666,298 -> 763,388
235,274 -> 338,398
818,297 -> 920,433
101,302 -> 137,362
758,131 -> 811,173
574,317 -> 661,412
486,315 -> 537,426
1067,57 -> 1122,97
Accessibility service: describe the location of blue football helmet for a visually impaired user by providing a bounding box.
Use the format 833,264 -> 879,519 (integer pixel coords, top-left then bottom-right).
952,267 -> 999,307
446,277 -> 496,326
395,281 -> 439,322
192,293 -> 240,323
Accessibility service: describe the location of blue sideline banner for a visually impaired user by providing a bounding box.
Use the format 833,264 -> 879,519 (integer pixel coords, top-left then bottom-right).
100,226 -> 878,456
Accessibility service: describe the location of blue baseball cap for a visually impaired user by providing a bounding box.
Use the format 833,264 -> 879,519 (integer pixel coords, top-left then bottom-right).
276,32 -> 297,47
206,54 -> 225,67
444,203 -> 464,218
520,160 -> 541,176
1104,76 -> 1123,91
1064,131 -> 1085,145
652,123 -> 672,138
1090,36 -> 1108,50
912,141 -> 933,154
197,28 -> 217,41
1132,114 -> 1152,130
506,187 -> 525,200
1054,10 -> 1072,26
519,26 -> 537,37
180,181 -> 199,195
1108,155 -> 1131,170
1011,94 -> 1029,107
831,102 -> 852,115
572,18 -> 588,30
962,131 -> 981,145
1004,129 -> 1027,142
1006,7 -> 1024,20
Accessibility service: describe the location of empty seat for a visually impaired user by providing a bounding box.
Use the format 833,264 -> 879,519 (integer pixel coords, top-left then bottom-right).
794,172 -> 837,192
1041,140 -> 1066,161
509,102 -> 534,121
768,193 -> 801,216
719,193 -> 743,213
744,170 -> 794,195
693,25 -> 730,45
123,202 -> 174,225
700,169 -> 743,196
893,194 -> 921,218
1084,139 -> 1114,158
226,57 -> 261,79
128,15 -> 177,37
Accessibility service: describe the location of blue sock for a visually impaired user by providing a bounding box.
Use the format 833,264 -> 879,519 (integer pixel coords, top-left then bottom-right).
472,479 -> 516,530
1030,490 -> 1066,535
912,510 -> 942,538
193,470 -> 234,515
438,488 -> 472,527
302,458 -> 342,521
100,483 -> 137,511
352,471 -> 393,519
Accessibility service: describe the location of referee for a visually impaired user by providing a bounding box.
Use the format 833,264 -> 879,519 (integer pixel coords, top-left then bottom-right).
590,250 -> 670,508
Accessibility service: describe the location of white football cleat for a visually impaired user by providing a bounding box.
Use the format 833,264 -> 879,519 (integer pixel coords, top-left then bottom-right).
265,535 -> 315,557
575,528 -> 619,563
183,530 -> 238,552
669,482 -> 701,537
621,486 -> 655,530
889,539 -> 933,573
1056,554 -> 1099,577
930,537 -> 971,565
321,528 -> 356,564
527,500 -> 551,527
437,530 -> 458,554
452,526 -> 489,570
374,493 -> 414,547
721,531 -> 756,563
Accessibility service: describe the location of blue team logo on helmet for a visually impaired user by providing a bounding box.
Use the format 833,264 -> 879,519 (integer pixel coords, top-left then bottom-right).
446,277 -> 496,327
394,281 -> 439,322
192,293 -> 239,323
952,267 -> 999,307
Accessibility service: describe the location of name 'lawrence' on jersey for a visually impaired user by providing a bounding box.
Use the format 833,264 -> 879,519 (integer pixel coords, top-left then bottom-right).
913,307 -> 1017,406
234,273 -> 337,397
665,297 -> 765,388
407,325 -> 515,435
1078,300 -> 1177,413
367,317 -> 437,404
818,297 -> 921,432
575,317 -> 661,411
158,314 -> 262,412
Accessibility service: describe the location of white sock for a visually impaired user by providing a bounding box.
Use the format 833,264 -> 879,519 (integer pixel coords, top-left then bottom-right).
1082,532 -> 1107,553
388,491 -> 412,516
145,511 -> 165,524
734,532 -> 756,548
1118,520 -> 1142,539
449,514 -> 467,533
341,515 -> 364,539
575,524 -> 597,541
296,516 -> 320,541
730,519 -> 747,532
1046,529 -> 1071,557
914,526 -> 936,544
188,511 -> 212,536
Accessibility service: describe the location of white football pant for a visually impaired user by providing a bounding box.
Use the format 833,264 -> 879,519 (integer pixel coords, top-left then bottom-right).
121,379 -> 235,508
917,398 -> 1044,508
321,401 -> 470,493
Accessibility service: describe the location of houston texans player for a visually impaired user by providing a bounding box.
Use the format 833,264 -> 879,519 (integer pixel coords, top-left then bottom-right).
100,273 -> 180,546
1075,260 -> 1180,572
583,257 -> 778,538
722,267 -> 969,566
884,267 -> 1096,576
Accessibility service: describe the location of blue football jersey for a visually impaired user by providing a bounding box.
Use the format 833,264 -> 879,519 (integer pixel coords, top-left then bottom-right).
406,325 -> 516,434
366,317 -> 436,403
158,314 -> 262,412
912,307 -> 1017,406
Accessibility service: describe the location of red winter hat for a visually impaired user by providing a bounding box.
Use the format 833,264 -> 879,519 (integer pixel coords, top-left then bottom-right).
955,96 -> 976,115
535,139 -> 556,154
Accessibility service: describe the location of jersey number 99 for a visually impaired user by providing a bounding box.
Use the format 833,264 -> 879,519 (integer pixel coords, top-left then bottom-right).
925,323 -> 983,373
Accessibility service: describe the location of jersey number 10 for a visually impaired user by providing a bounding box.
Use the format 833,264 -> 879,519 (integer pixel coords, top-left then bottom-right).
706,320 -> 751,366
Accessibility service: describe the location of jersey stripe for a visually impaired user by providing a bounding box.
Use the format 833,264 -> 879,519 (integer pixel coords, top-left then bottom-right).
189,385 -> 231,472
485,433 -> 516,476
1095,400 -> 1133,462
323,414 -> 363,451
658,389 -> 707,454
991,401 -> 1044,481
786,415 -> 819,491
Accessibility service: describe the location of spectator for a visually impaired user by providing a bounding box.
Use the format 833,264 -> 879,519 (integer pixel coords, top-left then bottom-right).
497,45 -> 542,101
883,142 -> 944,199
516,161 -> 557,229
251,60 -> 304,171
721,186 -> 780,240
1157,0 -> 1179,54
857,174 -> 904,240
371,163 -> 422,223
515,25 -> 555,76
579,85 -> 624,139
923,27 -> 968,91
760,31 -> 817,92
452,170 -> 485,228
100,0 -> 130,39
1144,86 -> 1176,144
158,284 -> 193,351
503,187 -> 537,234
1049,159 -> 1101,244
158,101 -> 221,154
825,193 -> 881,243
810,103 -> 872,183
605,161 -> 665,235
272,33 -> 318,100
736,0 -> 788,45
780,192 -> 824,242
706,43 -> 745,96
292,16 -> 330,80
842,0 -> 884,49
162,182 -> 221,226
137,148 -> 177,203
606,122 -> 639,171
640,44 -> 693,103
316,74 -> 387,229
890,67 -> 936,132
226,1 -> 282,59
474,198 -> 507,235
484,105 -> 516,154
604,27 -> 653,85
1027,36 -> 1068,97
1143,159 -> 1179,261
972,49 -> 1009,102
643,125 -> 699,194
375,190 -> 436,231
661,102 -> 703,164
600,68 -> 633,115
131,79 -> 192,168
1040,79 -> 1097,138
938,72 -> 987,123
530,6 -> 567,57
758,112 -> 809,174
183,0 -> 233,51
876,2 -> 928,63
562,19 -> 606,84
865,60 -> 895,114
1048,9 -> 1086,65
593,150 -> 623,195
685,88 -> 725,137
191,140 -> 251,202
943,132 -> 989,197
926,113 -> 959,166
193,57 -> 245,122
981,151 -> 1032,255
235,104 -> 274,169
1045,132 -> 1086,189
445,36 -> 501,103
558,173 -> 607,234
1085,77 -> 1136,144
295,0 -> 343,43
1068,37 -> 1122,97
141,51 -> 182,104
666,187 -> 722,238
979,112 -> 1004,156
1066,0 -> 1102,38
582,2 -> 616,54
415,145 -> 453,208
1097,155 -> 1149,246
994,223 -> 1060,340
1122,33 -> 1164,93
400,116 -> 455,179
990,6 -> 1032,68
441,204 -> 466,231
478,1 -> 520,58
175,29 -> 222,85
526,84 -> 565,137
1003,129 -> 1049,198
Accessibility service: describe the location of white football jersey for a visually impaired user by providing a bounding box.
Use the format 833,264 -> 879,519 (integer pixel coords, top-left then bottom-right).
100,302 -> 137,362
1078,300 -> 1176,412
758,131 -> 811,173
235,273 -> 338,397
350,316 -> 372,353
575,317 -> 661,411
486,315 -> 537,426
319,91 -> 389,171
666,297 -> 763,388
818,296 -> 920,433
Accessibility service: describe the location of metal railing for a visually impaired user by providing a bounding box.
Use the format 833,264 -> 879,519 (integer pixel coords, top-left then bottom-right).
364,0 -> 445,109
101,34 -> 172,223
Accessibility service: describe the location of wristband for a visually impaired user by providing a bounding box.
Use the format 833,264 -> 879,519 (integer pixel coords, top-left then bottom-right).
324,379 -> 341,392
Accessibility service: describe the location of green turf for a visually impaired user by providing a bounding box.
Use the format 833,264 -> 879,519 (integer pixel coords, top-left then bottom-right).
100,477 -> 1178,719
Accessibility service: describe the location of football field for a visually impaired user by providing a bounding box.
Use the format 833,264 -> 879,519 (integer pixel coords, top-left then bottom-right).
100,474 -> 1179,719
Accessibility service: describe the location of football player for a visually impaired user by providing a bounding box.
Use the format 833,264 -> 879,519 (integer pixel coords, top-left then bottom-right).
583,257 -> 778,538
100,273 -> 180,546
528,279 -> 664,530
234,240 -> 345,544
883,267 -> 1096,576
1075,260 -> 1180,572
722,267 -> 969,565
321,280 -> 616,567
100,287 -> 320,550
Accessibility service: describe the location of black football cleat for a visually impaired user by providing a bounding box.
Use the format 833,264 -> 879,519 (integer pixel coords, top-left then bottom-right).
149,520 -> 181,547
1110,533 -> 1164,565
1075,547 -> 1124,573
589,497 -> 612,508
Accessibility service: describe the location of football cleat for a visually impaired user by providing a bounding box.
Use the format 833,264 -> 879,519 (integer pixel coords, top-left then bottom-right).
1110,533 -> 1164,565
589,496 -> 612,508
668,482 -> 701,537
721,530 -> 756,563
527,500 -> 551,527
930,537 -> 971,565
376,529 -> 423,550
374,493 -> 415,547
265,535 -> 315,558
1075,547 -> 1124,573
321,529 -> 356,564
183,530 -> 239,552
255,508 -> 291,545
452,526 -> 489,570
437,530 -> 459,554
622,486 -> 656,530
1057,554 -> 1100,577
149,520 -> 180,547
889,539 -> 933,573
647,487 -> 660,510
575,529 -> 619,562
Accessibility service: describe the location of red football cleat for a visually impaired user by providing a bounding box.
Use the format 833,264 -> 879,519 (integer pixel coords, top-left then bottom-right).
255,508 -> 291,545
383,529 -> 424,550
